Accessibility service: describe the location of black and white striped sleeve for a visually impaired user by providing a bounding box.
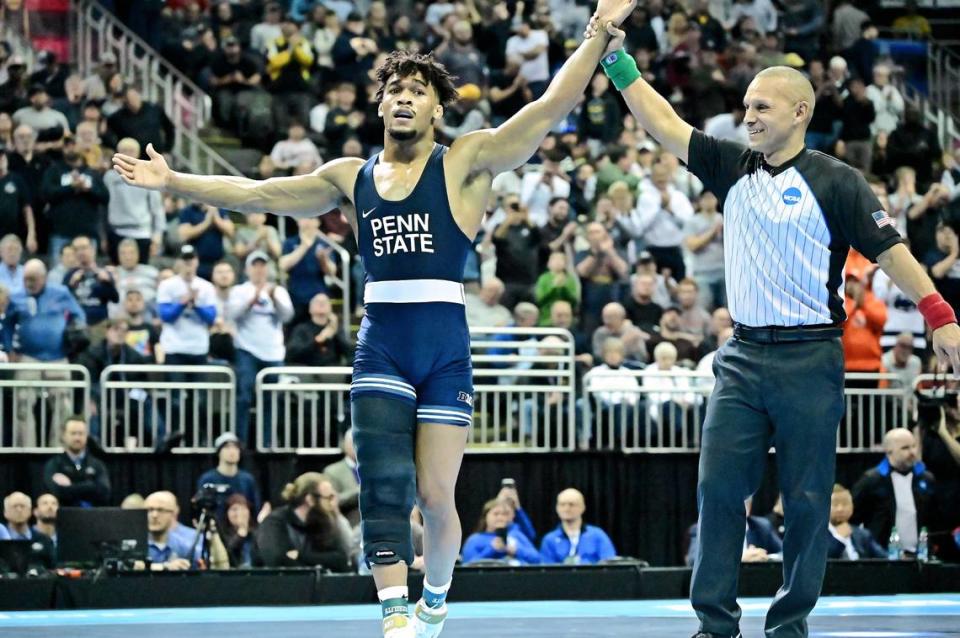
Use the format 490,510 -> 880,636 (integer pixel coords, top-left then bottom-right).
685,130 -> 752,204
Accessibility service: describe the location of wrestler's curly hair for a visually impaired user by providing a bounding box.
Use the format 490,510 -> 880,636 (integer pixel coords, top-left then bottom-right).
374,50 -> 460,107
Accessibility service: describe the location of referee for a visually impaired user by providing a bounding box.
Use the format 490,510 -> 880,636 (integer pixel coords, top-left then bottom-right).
588,16 -> 960,638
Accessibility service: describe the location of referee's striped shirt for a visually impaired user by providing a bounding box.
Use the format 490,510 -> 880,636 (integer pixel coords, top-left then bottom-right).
686,131 -> 902,327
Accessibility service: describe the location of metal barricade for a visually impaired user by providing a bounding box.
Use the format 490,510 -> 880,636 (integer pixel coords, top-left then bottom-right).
0,363 -> 90,453
255,366 -> 352,453
839,373 -> 912,452
100,365 -> 235,452
469,327 -> 577,452
583,368 -> 712,452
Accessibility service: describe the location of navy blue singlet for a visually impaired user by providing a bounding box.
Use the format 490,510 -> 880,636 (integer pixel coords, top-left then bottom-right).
350,143 -> 475,426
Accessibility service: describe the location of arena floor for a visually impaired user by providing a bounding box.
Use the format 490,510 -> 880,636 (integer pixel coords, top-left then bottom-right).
1,594 -> 958,637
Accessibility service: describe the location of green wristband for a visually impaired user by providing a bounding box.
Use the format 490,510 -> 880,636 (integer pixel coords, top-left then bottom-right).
600,48 -> 641,91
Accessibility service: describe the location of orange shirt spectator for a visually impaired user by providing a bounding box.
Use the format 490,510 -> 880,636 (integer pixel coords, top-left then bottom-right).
842,273 -> 888,372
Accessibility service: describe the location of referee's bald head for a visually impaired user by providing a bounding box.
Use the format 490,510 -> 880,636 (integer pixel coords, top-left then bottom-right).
743,66 -> 816,157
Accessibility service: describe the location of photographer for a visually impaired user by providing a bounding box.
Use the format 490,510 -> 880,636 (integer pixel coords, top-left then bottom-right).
144,490 -> 229,570
917,392 -> 960,534
255,472 -> 350,572
461,498 -> 540,566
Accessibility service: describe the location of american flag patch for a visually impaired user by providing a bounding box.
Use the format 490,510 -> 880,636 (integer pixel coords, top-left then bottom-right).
872,210 -> 894,229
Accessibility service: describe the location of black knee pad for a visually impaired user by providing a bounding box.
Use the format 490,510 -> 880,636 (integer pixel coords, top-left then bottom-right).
353,395 -> 417,567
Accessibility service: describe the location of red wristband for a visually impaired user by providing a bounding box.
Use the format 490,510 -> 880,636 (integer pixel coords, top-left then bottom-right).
918,293 -> 957,330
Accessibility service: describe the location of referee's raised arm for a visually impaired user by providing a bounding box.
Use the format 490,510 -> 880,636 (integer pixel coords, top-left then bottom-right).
584,21 -> 693,162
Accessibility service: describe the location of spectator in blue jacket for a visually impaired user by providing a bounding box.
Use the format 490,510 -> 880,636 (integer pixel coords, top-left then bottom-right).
63,235 -> 119,333
4,259 -> 85,447
177,203 -> 235,281
539,488 -> 617,565
280,217 -> 337,325
497,482 -> 537,543
461,498 -> 540,566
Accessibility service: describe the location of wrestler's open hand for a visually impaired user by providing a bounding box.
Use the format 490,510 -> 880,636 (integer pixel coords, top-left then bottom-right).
933,323 -> 960,377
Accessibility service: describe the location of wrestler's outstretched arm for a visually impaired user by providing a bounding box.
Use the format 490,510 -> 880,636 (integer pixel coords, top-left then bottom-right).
112,143 -> 363,218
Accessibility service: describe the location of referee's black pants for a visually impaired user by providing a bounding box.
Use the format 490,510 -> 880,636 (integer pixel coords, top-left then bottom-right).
690,336 -> 844,638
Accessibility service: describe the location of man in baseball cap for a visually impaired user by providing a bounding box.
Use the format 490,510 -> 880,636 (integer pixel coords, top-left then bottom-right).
196,431 -> 263,520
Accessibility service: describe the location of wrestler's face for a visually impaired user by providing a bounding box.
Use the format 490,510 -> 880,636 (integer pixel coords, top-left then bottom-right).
379,72 -> 443,143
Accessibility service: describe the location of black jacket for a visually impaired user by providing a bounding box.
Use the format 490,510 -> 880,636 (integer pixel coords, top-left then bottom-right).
826,525 -> 885,559
254,505 -> 349,572
42,451 -> 112,507
285,321 -> 351,367
851,458 -> 936,548
107,103 -> 175,154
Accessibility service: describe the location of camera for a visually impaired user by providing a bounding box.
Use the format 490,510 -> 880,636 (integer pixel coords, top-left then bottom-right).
192,483 -> 230,516
915,387 -> 958,430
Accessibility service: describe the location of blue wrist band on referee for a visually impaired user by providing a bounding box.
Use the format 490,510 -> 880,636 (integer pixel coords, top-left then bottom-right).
600,48 -> 641,91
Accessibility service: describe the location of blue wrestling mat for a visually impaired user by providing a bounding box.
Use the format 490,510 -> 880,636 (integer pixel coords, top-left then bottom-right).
1,594 -> 958,637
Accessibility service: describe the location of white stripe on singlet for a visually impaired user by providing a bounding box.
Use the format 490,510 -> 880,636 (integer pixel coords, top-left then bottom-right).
364,279 -> 465,305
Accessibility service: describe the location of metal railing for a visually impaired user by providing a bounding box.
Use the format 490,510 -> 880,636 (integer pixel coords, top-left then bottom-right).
0,363 -> 914,454
99,365 -> 235,452
839,372 -> 912,452
582,370 -> 911,453
583,368 -> 712,453
255,366 -> 351,453
74,0 -> 242,177
469,327 -> 577,452
317,230 -> 352,335
924,42 -> 960,141
254,327 -> 577,453
0,363 -> 91,453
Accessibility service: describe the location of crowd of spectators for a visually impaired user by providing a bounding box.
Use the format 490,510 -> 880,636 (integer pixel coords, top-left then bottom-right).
1,0 -> 960,570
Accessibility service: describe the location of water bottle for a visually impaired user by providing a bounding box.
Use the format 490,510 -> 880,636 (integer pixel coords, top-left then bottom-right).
918,527 -> 929,563
887,526 -> 901,561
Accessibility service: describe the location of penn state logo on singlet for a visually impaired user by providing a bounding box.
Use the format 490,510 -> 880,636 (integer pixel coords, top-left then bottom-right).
368,211 -> 435,256
354,144 -> 472,286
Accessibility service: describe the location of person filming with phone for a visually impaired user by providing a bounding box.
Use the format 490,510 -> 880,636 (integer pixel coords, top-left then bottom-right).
461,498 -> 540,566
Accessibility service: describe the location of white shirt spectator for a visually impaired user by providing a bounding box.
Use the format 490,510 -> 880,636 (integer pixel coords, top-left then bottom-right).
12,105 -> 70,134
880,349 -> 921,391
309,102 -> 331,133
872,269 -> 925,349
227,282 -> 294,362
108,264 -> 160,318
886,190 -> 921,238
270,138 -> 322,169
104,170 -> 165,240
891,471 -> 918,552
588,364 -> 641,407
696,350 -> 718,393
866,83 -> 905,136
505,29 -> 550,84
425,2 -> 455,27
251,23 -> 284,54
639,366 -> 700,421
520,171 -> 571,227
157,275 -> 218,356
703,112 -> 750,145
627,182 -> 695,248
726,0 -> 778,35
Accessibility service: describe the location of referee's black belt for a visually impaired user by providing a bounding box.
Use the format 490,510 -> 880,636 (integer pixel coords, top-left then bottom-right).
733,323 -> 842,344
